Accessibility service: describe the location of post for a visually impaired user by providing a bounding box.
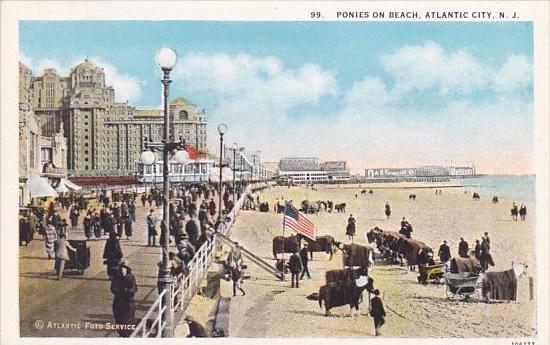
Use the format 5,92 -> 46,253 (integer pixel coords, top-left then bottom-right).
218,134 -> 224,221
159,67 -> 173,337
232,148 -> 236,222
281,202 -> 286,281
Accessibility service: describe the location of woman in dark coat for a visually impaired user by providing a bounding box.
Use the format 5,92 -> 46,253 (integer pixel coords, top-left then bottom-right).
116,217 -> 124,238
370,289 -> 386,336
110,262 -> 137,337
69,206 -> 79,230
83,214 -> 92,239
103,232 -> 124,280
124,216 -> 133,240
93,213 -> 102,239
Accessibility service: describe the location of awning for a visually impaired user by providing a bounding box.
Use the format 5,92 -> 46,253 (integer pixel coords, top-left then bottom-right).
61,178 -> 82,191
28,175 -> 58,198
55,181 -> 69,193
209,167 -> 234,182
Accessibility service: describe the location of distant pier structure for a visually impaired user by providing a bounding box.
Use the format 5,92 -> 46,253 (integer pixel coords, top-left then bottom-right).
364,164 -> 477,183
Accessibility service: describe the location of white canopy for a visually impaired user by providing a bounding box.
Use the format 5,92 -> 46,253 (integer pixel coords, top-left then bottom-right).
209,167 -> 234,182
62,178 -> 82,191
55,182 -> 69,193
28,175 -> 58,198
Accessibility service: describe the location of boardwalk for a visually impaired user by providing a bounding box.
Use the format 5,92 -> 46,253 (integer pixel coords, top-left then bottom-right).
19,203 -> 164,337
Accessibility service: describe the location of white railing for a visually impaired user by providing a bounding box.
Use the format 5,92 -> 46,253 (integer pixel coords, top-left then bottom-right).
173,238 -> 216,312
131,182 -> 269,337
130,289 -> 167,337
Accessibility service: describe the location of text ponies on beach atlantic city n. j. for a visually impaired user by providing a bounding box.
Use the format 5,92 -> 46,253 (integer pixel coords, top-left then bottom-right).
17,18 -> 536,338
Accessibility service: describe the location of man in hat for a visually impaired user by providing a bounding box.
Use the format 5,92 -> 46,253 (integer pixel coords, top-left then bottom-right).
458,237 -> 469,258
438,240 -> 451,263
146,209 -> 157,247
177,233 -> 192,265
299,243 -> 311,280
370,289 -> 386,336
288,250 -> 303,288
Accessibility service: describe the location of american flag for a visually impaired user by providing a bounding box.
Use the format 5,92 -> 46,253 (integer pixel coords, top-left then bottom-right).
283,203 -> 316,241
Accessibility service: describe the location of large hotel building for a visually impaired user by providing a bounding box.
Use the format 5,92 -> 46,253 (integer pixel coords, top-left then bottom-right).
20,59 -> 208,177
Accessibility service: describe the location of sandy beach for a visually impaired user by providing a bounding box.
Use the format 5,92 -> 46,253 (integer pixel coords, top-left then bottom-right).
210,183 -> 537,337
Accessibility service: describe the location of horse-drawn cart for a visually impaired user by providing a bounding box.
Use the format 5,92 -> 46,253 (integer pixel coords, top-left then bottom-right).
417,263 -> 446,284
443,272 -> 480,300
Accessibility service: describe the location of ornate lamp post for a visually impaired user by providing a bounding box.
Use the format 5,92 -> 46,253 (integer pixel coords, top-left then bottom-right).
217,124 -> 228,222
138,47 -> 189,337
232,142 -> 238,221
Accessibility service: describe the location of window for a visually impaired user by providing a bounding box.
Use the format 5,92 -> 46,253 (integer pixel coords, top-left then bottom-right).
85,158 -> 89,162
85,150 -> 89,154
179,110 -> 189,120
85,165 -> 89,170
85,135 -> 89,139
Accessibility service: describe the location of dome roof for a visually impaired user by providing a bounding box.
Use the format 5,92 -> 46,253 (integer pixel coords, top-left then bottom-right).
170,97 -> 194,106
74,59 -> 100,70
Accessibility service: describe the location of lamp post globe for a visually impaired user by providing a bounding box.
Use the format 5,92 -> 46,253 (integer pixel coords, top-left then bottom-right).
173,149 -> 189,165
140,150 -> 156,165
217,123 -> 228,136
156,47 -> 177,70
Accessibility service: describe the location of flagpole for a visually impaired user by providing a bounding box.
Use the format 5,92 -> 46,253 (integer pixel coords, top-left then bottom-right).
282,202 -> 286,281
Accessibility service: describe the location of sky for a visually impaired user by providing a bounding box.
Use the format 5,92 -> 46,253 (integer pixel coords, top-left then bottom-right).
19,21 -> 534,174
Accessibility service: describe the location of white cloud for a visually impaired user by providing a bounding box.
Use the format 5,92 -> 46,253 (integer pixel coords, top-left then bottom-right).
381,41 -> 491,97
380,41 -> 531,98
344,77 -> 393,108
493,55 -> 532,92
92,58 -> 144,104
173,53 -> 337,111
173,50 -> 532,174
19,52 -> 33,69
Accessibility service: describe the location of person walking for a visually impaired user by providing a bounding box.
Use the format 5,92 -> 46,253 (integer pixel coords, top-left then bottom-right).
437,240 -> 451,263
458,237 -> 469,257
54,234 -> 76,280
346,214 -> 356,241
116,217 -> 124,239
146,209 -> 157,247
92,212 -> 102,239
228,242 -> 243,270
231,265 -> 246,297
69,206 -> 79,231
83,214 -> 92,240
370,289 -> 386,336
288,251 -> 303,288
124,215 -> 133,240
384,202 -> 391,219
519,204 -> 527,220
110,261 -> 138,337
103,231 -> 124,280
299,243 -> 311,280
44,224 -> 57,259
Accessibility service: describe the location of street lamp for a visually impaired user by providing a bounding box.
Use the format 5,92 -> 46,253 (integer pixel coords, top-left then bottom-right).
151,47 -> 181,338
217,123 -> 228,222
232,142 -> 238,222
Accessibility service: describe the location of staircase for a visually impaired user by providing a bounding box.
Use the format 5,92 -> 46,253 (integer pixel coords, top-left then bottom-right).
216,233 -> 283,280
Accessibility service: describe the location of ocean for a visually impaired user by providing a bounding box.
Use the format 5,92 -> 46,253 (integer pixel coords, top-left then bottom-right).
459,174 -> 535,204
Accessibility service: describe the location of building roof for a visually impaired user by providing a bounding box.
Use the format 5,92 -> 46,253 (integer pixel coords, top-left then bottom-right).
73,59 -> 101,71
170,97 -> 195,106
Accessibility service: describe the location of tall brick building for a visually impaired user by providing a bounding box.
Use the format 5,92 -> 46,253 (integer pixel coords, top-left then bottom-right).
22,59 -> 208,176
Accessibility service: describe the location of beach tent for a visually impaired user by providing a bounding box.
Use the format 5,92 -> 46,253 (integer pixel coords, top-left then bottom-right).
61,178 -> 82,191
28,175 -> 58,198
